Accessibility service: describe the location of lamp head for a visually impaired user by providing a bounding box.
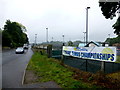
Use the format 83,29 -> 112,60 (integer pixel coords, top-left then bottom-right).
87,7 -> 90,9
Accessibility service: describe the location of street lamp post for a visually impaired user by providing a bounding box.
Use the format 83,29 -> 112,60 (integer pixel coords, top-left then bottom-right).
85,7 -> 90,72
52,37 -> 53,42
86,7 -> 90,44
62,35 -> 64,42
46,28 -> 48,43
108,34 -> 110,38
118,1 -> 120,17
83,32 -> 86,45
62,35 -> 65,46
35,34 -> 37,45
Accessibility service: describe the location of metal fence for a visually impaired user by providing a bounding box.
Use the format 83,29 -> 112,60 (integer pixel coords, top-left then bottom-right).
52,50 -> 62,59
63,56 -> 120,73
52,50 -> 120,74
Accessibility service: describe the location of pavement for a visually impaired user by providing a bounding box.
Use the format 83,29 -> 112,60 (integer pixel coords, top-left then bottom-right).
22,81 -> 61,88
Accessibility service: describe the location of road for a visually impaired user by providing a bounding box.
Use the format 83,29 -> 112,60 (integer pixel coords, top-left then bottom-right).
2,47 -> 33,88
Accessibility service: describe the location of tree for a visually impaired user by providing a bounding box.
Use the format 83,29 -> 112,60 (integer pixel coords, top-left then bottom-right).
73,40 -> 82,46
112,17 -> 120,35
2,30 -> 12,47
68,41 -> 73,46
0,28 -> 2,45
21,33 -> 29,44
0,28 -> 2,38
105,35 -> 120,46
2,20 -> 29,47
99,2 -> 120,35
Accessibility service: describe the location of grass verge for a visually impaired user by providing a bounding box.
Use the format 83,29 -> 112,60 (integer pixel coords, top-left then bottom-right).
116,56 -> 120,63
27,52 -> 99,88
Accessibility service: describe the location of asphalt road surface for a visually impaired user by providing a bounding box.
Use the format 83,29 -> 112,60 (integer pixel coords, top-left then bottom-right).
2,47 -> 33,88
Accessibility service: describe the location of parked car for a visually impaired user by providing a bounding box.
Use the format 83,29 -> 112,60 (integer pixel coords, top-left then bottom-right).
15,47 -> 24,54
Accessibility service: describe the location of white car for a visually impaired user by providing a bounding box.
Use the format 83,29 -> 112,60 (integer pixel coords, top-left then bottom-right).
23,44 -> 29,49
15,47 -> 24,54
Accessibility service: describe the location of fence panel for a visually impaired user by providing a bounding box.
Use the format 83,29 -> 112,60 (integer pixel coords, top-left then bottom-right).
105,62 -> 120,73
87,60 -> 101,73
52,50 -> 62,59
64,56 -> 86,71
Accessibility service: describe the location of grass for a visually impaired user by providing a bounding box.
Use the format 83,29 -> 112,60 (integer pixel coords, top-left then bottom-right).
116,56 -> 120,63
27,52 -> 99,88
107,72 -> 120,80
2,46 -> 11,49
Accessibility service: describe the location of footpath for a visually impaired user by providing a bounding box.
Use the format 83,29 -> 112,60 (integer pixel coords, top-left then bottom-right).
22,67 -> 61,88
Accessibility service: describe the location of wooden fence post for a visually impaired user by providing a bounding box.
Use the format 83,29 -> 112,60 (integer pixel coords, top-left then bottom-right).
112,62 -> 114,72
101,61 -> 105,72
47,45 -> 52,58
61,55 -> 64,63
86,59 -> 87,71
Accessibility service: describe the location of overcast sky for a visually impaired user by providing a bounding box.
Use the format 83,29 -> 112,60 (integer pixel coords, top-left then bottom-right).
0,0 -> 118,43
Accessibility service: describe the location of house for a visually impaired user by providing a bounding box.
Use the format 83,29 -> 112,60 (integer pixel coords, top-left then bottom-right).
84,41 -> 100,47
101,42 -> 109,47
113,43 -> 120,50
113,43 -> 120,47
78,43 -> 85,47
78,41 -> 110,47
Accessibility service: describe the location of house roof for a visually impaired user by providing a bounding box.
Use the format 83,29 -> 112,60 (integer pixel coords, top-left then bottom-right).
85,41 -> 100,47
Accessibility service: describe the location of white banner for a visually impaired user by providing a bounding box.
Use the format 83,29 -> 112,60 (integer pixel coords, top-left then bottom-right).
62,46 -> 117,62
